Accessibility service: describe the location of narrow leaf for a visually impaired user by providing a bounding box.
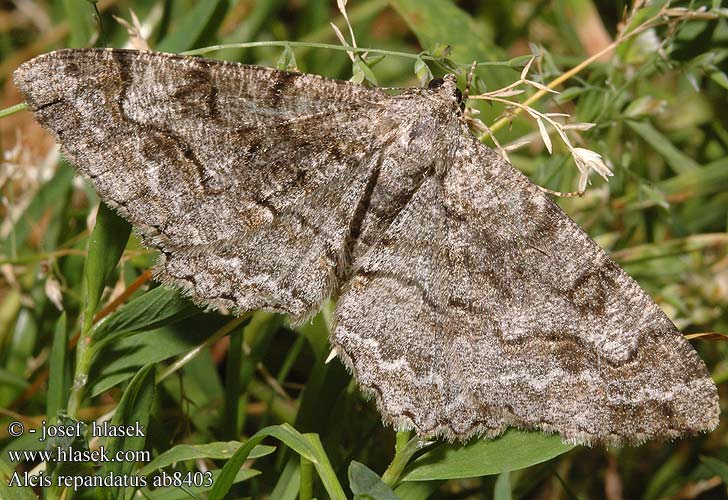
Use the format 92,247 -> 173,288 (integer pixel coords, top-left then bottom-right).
209,424 -> 318,500
82,203 -> 131,333
701,456 -> 728,483
139,443 -> 275,476
140,469 -> 259,500
401,430 -> 573,481
92,286 -> 199,344
47,313 -> 69,420
626,120 -> 701,173
305,434 -> 348,500
102,364 -> 156,500
157,0 -> 229,52
394,480 -> 442,500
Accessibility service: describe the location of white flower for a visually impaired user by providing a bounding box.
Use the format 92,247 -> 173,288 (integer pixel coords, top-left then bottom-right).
572,147 -> 611,192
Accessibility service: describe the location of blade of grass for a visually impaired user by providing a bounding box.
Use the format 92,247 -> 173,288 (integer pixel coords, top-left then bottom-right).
46,313 -> 69,421
304,433 -> 347,500
102,364 -> 156,500
209,423 -> 319,500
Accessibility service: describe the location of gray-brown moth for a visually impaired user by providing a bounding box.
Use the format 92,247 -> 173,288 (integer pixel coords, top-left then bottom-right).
13,49 -> 719,445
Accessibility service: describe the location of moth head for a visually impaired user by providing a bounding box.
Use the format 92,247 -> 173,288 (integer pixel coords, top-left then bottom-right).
427,75 -> 464,110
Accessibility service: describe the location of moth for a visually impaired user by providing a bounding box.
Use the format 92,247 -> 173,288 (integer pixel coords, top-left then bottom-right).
14,49 -> 719,445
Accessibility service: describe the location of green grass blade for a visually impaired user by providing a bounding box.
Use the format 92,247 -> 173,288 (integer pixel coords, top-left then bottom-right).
627,120 -> 701,173
304,433 -> 347,500
209,424 -> 319,500
47,312 -> 69,420
157,0 -> 229,53
700,456 -> 728,484
102,364 -> 156,500
269,459 -> 301,500
223,326 -> 243,440
139,443 -> 275,476
82,203 -> 131,334
300,453 -> 314,500
140,469 -> 260,500
62,0 -> 98,48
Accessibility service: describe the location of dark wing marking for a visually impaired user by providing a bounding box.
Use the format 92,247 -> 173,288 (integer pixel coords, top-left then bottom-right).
14,49 -> 394,318
333,137 -> 719,444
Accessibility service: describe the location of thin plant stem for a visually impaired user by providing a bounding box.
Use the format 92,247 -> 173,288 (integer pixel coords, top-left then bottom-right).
0,102 -> 28,119
299,454 -> 314,500
395,430 -> 412,455
381,435 -> 422,487
183,41 -> 511,68
66,332 -> 92,418
488,6 -> 719,134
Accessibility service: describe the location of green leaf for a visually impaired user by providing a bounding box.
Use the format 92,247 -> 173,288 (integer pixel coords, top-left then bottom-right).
393,480 -> 441,500
0,369 -> 29,390
0,309 -> 37,405
89,321 -> 211,396
0,458 -> 41,500
210,424 -> 319,500
102,364 -> 155,500
62,0 -> 97,48
414,57 -> 433,87
157,0 -> 229,53
92,286 -> 199,345
390,0 -> 503,67
349,461 -> 399,500
140,468 -> 259,500
660,157 -> 728,196
1,161 -> 75,257
269,459 -> 301,500
626,120 -> 701,174
276,46 -> 298,71
401,431 -> 573,481
352,57 -> 379,85
305,434 -> 348,500
555,86 -> 586,104
82,203 -> 131,333
706,65 -> 728,90
139,442 -> 274,476
700,456 -> 728,483
47,313 -> 69,420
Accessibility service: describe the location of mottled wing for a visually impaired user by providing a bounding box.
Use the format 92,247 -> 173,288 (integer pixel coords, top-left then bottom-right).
14,49 -> 389,318
333,137 -> 719,444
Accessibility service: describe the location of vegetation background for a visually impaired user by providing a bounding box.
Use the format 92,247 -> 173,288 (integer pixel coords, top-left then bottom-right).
0,0 -> 727,499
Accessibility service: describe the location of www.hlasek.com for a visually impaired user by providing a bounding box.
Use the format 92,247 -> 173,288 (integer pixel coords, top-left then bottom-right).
6,420 -> 213,491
